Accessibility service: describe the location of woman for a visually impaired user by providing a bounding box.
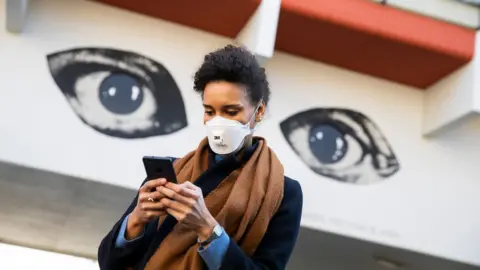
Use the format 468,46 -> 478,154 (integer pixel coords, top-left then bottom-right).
98,45 -> 303,270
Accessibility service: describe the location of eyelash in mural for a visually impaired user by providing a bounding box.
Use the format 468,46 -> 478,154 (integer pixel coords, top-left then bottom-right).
280,108 -> 400,185
46,47 -> 187,139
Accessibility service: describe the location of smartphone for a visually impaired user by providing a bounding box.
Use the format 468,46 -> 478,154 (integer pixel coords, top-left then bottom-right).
142,156 -> 178,184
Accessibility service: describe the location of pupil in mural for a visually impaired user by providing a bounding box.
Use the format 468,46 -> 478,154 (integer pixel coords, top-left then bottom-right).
309,125 -> 347,164
99,73 -> 144,115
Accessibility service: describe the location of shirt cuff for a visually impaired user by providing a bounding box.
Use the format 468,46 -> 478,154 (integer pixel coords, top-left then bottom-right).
114,214 -> 145,248
198,227 -> 230,270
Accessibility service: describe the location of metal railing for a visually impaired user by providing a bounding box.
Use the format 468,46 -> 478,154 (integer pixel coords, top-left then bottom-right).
371,0 -> 480,29
454,0 -> 480,7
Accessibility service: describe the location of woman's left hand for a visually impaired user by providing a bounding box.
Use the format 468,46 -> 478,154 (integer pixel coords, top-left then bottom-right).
158,181 -> 218,241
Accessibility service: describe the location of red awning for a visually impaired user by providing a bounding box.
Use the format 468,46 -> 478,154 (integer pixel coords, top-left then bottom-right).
275,0 -> 475,88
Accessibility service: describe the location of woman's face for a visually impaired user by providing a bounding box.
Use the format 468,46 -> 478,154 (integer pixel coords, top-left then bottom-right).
202,81 -> 265,128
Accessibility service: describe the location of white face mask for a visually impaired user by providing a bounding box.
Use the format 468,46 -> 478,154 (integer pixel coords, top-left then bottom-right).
205,102 -> 261,155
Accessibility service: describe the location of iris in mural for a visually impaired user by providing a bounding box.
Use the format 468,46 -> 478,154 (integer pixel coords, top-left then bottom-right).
280,108 -> 400,184
46,48 -> 187,139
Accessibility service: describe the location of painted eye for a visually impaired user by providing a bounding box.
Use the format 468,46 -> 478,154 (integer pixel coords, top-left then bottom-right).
46,47 -> 187,139
280,108 -> 400,185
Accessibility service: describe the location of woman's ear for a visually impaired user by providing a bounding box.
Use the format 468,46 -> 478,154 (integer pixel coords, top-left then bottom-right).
255,101 -> 266,122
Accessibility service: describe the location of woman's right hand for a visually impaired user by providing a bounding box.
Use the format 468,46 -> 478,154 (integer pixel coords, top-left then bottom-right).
126,178 -> 167,239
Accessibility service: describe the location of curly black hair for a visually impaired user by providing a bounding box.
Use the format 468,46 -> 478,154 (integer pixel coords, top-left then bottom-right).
193,45 -> 270,106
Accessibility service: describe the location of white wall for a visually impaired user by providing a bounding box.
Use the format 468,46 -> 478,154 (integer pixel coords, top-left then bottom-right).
0,0 -> 479,266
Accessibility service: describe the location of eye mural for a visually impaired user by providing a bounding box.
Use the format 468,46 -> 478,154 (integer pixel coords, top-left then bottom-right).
280,108 -> 400,185
46,48 -> 187,139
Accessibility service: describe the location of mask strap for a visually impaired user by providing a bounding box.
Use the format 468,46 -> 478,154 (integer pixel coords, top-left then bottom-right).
249,99 -> 263,131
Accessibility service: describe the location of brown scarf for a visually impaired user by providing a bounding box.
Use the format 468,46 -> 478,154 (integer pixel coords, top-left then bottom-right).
144,137 -> 284,270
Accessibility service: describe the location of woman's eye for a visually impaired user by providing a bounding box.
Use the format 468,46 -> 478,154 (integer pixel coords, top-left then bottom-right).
280,108 -> 400,185
226,111 -> 238,116
46,47 -> 188,139
205,111 -> 214,116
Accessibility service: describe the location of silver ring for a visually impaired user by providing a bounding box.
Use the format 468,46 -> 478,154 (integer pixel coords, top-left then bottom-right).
148,196 -> 154,202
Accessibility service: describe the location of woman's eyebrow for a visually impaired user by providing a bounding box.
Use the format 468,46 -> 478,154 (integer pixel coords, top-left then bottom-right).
202,104 -> 243,109
223,104 -> 243,110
